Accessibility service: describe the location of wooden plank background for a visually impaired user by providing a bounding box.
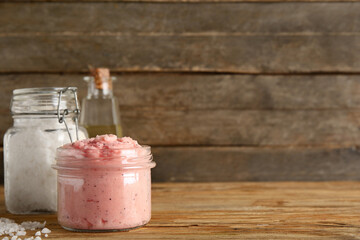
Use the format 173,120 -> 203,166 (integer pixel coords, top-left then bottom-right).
1,1 -> 360,182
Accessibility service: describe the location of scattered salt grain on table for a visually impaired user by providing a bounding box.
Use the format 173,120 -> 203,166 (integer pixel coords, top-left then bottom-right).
0,218 -> 50,240
20,222 -> 45,231
0,218 -> 21,236
40,229 -> 50,235
16,231 -> 25,236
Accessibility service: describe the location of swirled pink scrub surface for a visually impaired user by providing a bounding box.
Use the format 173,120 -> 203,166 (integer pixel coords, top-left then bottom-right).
55,135 -> 154,231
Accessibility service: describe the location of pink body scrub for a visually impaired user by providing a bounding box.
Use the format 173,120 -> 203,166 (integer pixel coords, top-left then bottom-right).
53,135 -> 156,232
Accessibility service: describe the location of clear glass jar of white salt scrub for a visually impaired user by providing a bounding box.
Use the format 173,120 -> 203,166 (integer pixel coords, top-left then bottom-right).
52,135 -> 156,232
3,87 -> 88,214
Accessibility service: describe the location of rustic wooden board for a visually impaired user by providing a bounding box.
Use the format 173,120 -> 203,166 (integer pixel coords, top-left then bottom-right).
152,146 -> 360,181
2,34 -> 360,73
123,109 -> 360,146
1,3 -> 360,34
1,3 -> 360,72
5,0 -> 360,3
2,146 -> 360,183
1,74 -> 360,146
3,74 -> 360,111
2,182 -> 360,239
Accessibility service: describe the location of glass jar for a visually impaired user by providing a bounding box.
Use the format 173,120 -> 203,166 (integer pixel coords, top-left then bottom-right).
3,87 -> 87,214
53,143 -> 156,232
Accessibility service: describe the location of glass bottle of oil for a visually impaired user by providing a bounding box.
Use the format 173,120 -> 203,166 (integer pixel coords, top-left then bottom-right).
80,68 -> 122,138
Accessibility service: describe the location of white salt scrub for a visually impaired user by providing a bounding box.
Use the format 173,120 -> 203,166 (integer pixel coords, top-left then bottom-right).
4,119 -> 86,213
4,88 -> 87,214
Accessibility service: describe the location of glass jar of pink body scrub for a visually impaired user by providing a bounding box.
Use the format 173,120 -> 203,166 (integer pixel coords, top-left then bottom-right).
52,135 -> 156,232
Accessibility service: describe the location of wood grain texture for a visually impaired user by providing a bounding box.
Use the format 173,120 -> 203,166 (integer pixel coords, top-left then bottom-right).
1,3 -> 360,72
5,0 -> 360,3
2,182 -> 360,239
124,109 -> 360,146
152,146 -> 360,181
2,146 -> 360,183
1,3 -> 360,34
1,74 -> 360,146
2,34 -> 360,73
1,1 -> 360,183
3,74 -> 360,111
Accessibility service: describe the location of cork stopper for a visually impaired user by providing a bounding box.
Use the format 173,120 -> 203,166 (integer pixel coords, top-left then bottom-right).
91,68 -> 112,90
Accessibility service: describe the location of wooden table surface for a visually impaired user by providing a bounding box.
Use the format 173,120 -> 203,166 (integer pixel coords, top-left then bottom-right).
1,182 -> 360,239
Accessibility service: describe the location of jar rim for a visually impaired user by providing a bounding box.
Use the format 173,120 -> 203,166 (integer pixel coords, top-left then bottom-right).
52,161 -> 156,171
53,145 -> 155,170
11,87 -> 79,116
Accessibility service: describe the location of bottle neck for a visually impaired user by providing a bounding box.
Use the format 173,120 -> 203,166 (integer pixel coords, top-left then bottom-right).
85,76 -> 114,99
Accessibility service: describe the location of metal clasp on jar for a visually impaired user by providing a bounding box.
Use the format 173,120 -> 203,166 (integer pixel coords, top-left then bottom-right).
57,87 -> 80,143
